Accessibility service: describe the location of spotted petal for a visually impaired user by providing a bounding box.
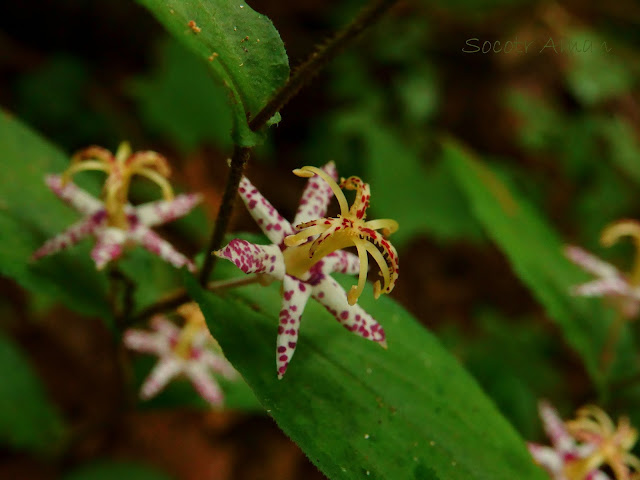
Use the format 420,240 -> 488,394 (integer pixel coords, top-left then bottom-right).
312,276 -> 386,346
91,227 -> 126,270
276,275 -> 313,378
527,443 -> 563,476
565,246 -> 621,279
123,329 -> 166,354
539,401 -> 575,454
321,250 -> 361,275
184,362 -> 224,406
200,350 -> 238,380
238,176 -> 293,245
129,225 -> 196,271
45,174 -> 103,215
293,161 -> 338,226
134,193 -> 202,227
32,213 -> 103,260
216,239 -> 285,279
571,278 -> 632,298
140,357 -> 182,399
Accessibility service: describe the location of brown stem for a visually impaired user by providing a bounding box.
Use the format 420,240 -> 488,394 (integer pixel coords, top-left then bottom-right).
198,146 -> 251,284
129,275 -> 261,326
248,0 -> 399,131
600,312 -> 626,373
108,267 -> 136,330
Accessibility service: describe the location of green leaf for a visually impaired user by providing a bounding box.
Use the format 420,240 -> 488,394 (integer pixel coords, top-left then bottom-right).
186,275 -> 546,480
63,461 -> 172,480
128,39 -> 233,153
136,0 -> 289,146
444,139 -> 622,389
0,112 -> 111,318
0,332 -> 65,453
601,116 -> 640,185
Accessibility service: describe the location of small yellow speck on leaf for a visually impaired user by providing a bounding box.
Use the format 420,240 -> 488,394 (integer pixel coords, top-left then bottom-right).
188,20 -> 201,33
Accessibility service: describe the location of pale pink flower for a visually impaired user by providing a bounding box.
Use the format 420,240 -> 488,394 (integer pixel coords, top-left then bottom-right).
124,306 -> 237,406
529,401 -> 640,480
32,142 -> 200,270
565,220 -> 640,319
216,162 -> 398,378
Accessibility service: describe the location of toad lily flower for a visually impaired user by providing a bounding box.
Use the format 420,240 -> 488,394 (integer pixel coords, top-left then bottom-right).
528,401 -> 640,480
215,162 -> 398,378
124,303 -> 238,406
565,220 -> 640,319
32,142 -> 201,270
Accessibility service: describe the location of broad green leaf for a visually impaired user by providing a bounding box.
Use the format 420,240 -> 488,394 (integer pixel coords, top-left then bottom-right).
0,112 -> 111,318
0,332 -> 65,453
601,116 -> 640,185
64,461 -> 172,480
187,275 -> 546,480
136,0 -> 289,146
128,39 -> 233,153
444,139 -> 629,389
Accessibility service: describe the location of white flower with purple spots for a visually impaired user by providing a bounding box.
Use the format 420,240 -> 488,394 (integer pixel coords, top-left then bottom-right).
216,162 -> 393,378
124,307 -> 237,406
528,401 -> 611,480
32,174 -> 201,271
565,220 -> 640,319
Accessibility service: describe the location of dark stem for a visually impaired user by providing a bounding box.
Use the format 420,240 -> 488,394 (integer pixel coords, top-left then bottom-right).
198,146 -> 251,284
129,275 -> 261,326
248,0 -> 399,131
108,268 -> 136,330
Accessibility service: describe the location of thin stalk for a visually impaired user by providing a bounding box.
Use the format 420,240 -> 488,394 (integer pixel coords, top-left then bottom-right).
248,0 -> 399,131
198,146 -> 251,284
130,275 -> 261,326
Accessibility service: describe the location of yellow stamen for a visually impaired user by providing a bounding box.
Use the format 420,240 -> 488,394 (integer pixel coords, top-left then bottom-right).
62,141 -> 175,229
348,238 -> 370,306
601,220 -> 640,287
293,166 -> 349,216
284,222 -> 331,248
362,241 -> 391,299
364,218 -> 399,236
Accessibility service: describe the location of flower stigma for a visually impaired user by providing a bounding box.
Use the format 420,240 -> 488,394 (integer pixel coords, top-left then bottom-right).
61,141 -> 174,229
283,166 -> 399,306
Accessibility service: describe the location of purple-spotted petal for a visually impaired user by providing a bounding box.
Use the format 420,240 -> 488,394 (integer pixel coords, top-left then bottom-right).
565,245 -> 620,279
185,362 -> 224,406
527,443 -> 563,475
140,357 -> 182,399
539,401 -> 575,453
129,226 -> 195,271
321,250 -> 361,275
32,213 -> 103,260
588,470 -> 613,480
91,227 -> 126,270
216,239 -> 285,279
123,329 -> 166,354
571,278 -> 631,298
276,275 -> 313,378
45,175 -> 104,215
238,176 -> 293,245
150,316 -> 180,339
312,276 -> 386,346
293,161 -> 338,226
134,193 -> 202,227
200,351 -> 238,380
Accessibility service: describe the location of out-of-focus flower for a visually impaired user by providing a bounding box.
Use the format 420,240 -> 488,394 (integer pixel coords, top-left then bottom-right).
32,142 -> 200,270
124,302 -> 237,406
216,162 -> 397,378
528,401 -> 640,480
565,220 -> 640,319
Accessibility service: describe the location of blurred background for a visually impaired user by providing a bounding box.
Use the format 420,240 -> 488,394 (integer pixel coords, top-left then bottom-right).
1,0 -> 639,478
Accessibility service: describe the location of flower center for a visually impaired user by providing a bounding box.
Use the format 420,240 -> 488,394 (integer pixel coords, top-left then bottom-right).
564,405 -> 640,480
61,142 -> 174,229
283,166 -> 399,305
173,303 -> 209,359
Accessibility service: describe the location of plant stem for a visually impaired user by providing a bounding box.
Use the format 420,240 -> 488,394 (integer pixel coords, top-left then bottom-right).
600,312 -> 626,373
198,146 -> 251,284
248,0 -> 399,131
130,275 -> 261,326
107,267 -> 136,330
